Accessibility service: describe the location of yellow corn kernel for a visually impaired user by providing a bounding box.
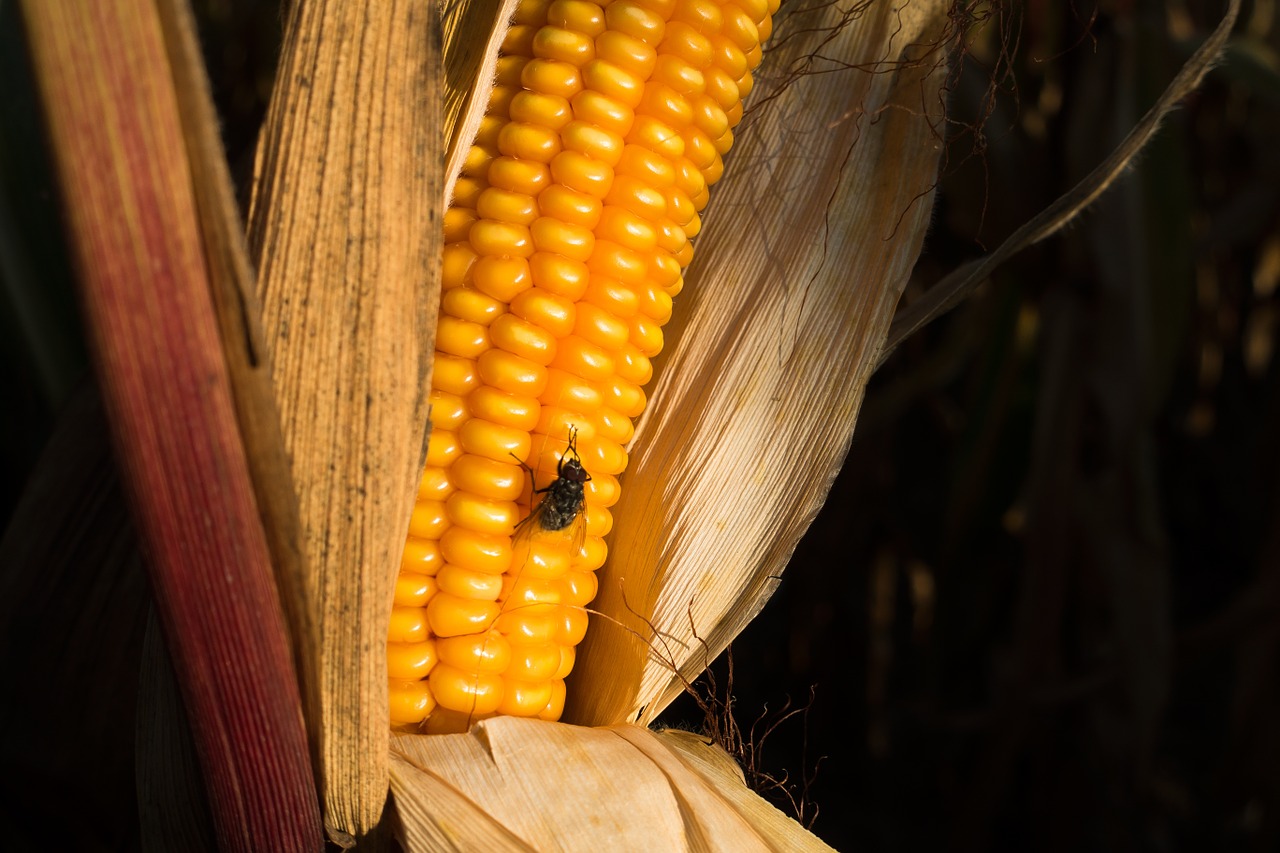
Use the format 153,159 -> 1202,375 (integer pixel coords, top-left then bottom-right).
416,465 -> 453,502
506,642 -> 563,681
496,680 -> 554,716
475,349 -> 549,397
555,606 -> 590,645
430,353 -> 479,396
533,26 -> 596,65
503,24 -> 539,55
489,314 -> 558,365
437,564 -> 505,599
444,207 -> 478,241
488,156 -> 552,194
442,287 -> 505,326
528,255 -> 590,300
574,535 -> 609,571
594,405 -> 635,444
387,640 -> 438,680
606,1 -> 666,45
494,605 -> 560,645
459,416 -> 535,461
466,386 -> 541,432
510,91 -> 574,129
536,405 -> 595,441
476,187 -> 540,225
553,646 -> 575,680
584,505 -> 612,536
473,255 -> 533,302
444,491 -> 520,535
629,313 -> 664,356
559,569 -> 599,606
388,606 -> 429,643
584,472 -> 621,508
531,217 -> 596,261
615,343 -> 655,385
510,538 -> 574,579
451,454 -> 524,501
548,0 -> 606,36
542,369 -> 604,411
595,30 -> 658,78
550,150 -> 615,198
428,664 -> 504,714
435,316 -> 490,359
440,527 -> 512,573
401,537 -> 443,576
538,679 -> 567,720
570,89 -> 635,136
426,593 -> 501,638
584,276 -> 639,318
442,242 -> 477,289
389,679 -> 436,725
408,501 -> 448,540
596,206 -> 658,252
520,58 -> 584,97
498,121 -> 563,162
560,121 -> 626,165
469,219 -> 535,257
538,184 -> 603,228
550,335 -> 617,381
579,435 -> 627,475
437,631 -> 513,673
394,573 -> 438,607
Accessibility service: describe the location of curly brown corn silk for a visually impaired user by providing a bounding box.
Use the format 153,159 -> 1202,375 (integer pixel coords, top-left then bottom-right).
388,0 -> 777,733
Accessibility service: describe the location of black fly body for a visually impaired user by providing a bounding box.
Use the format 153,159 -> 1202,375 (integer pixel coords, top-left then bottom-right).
515,428 -> 590,535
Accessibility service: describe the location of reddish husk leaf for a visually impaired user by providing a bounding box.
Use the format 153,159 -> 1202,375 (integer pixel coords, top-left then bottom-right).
19,1 -> 322,849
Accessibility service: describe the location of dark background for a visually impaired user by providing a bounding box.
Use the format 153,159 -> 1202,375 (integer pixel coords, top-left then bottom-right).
3,1 -> 1277,851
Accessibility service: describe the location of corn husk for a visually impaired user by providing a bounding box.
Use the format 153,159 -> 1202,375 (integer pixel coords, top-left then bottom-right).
566,0 -> 953,726
245,0 -> 441,839
389,718 -> 834,851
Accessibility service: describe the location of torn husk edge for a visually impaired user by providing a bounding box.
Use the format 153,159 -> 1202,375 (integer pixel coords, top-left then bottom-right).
389,717 -> 835,851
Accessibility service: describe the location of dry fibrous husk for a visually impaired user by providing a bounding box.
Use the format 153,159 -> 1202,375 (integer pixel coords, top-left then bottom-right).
246,0 -> 441,839
389,717 -> 834,851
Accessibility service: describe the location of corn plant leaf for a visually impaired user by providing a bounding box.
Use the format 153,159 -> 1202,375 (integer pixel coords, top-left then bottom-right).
388,718 -> 832,851
136,610 -> 218,853
245,0 -> 441,839
0,386 -> 147,851
566,0 -> 955,726
19,0 -> 323,849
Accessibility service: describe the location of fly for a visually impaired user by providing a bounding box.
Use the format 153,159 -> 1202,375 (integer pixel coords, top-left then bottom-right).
514,427 -> 591,543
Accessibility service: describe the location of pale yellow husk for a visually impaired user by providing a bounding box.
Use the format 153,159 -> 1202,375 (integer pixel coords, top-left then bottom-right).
390,718 -> 835,851
567,0 -> 954,726
246,0 -> 441,840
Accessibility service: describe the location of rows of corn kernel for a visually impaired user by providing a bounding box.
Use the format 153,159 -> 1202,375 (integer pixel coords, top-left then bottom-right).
388,0 -> 775,732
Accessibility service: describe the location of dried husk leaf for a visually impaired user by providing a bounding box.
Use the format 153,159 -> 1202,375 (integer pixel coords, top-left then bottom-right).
655,729 -> 831,852
441,0 -> 519,201
567,0 -> 954,726
152,0 -> 315,708
20,1 -> 322,850
245,0 -> 440,839
388,718 -> 831,851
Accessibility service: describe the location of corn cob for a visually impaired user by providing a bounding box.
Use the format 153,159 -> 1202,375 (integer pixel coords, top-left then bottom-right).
389,0 -> 776,732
